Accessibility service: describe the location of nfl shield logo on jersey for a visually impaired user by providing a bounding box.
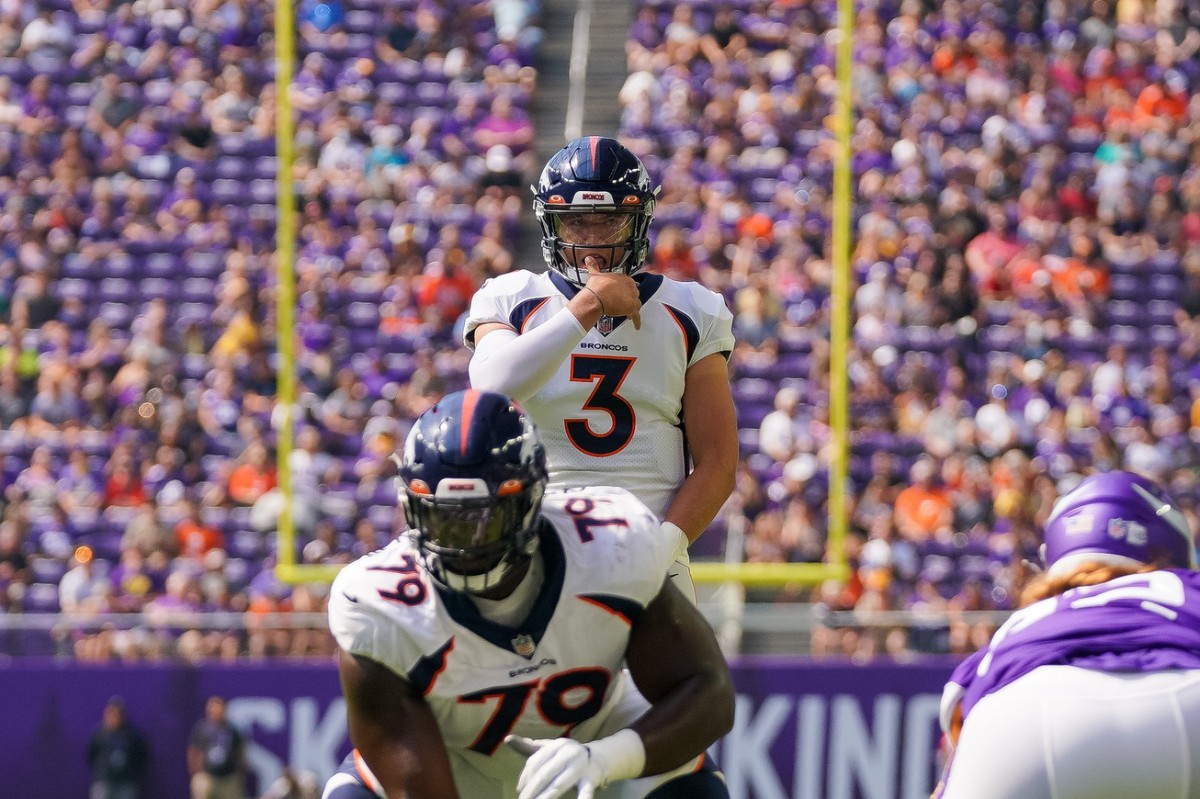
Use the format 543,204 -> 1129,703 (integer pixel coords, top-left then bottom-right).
598,316 -> 613,335
512,634 -> 537,659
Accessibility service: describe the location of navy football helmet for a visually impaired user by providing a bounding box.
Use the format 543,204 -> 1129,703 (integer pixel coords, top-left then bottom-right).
1041,471 -> 1197,577
533,136 -> 657,286
397,390 -> 547,595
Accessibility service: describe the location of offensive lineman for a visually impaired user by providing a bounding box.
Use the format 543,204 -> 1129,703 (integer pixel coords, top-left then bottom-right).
465,136 -> 738,601
322,390 -> 734,799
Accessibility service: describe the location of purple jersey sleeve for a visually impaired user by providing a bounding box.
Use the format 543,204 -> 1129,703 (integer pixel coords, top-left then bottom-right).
952,569 -> 1200,723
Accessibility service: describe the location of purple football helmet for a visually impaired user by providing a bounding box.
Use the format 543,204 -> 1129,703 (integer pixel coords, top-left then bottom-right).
1041,471 -> 1197,577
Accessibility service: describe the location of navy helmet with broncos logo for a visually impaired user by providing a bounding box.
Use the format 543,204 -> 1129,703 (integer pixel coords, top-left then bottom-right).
533,136 -> 658,286
397,389 -> 548,595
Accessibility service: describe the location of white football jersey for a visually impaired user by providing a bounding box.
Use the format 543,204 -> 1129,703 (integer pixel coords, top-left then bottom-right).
328,487 -> 677,798
464,271 -> 734,518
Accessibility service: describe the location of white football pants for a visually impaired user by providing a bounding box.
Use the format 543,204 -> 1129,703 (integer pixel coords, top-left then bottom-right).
939,665 -> 1200,799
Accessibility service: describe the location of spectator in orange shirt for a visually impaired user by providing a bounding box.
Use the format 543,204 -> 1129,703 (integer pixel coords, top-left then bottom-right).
1133,69 -> 1189,132
1006,244 -> 1046,300
227,440 -> 276,507
893,456 -> 953,539
650,223 -> 699,281
1050,235 -> 1109,302
174,499 -> 225,559
415,252 -> 476,331
1102,86 -> 1137,130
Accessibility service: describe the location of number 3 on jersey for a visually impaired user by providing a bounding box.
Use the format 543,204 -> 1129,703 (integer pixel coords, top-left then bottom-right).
566,355 -> 635,457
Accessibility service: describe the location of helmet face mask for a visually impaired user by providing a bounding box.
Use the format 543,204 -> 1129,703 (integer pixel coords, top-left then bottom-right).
396,391 -> 548,595
533,136 -> 657,287
1041,471 -> 1197,578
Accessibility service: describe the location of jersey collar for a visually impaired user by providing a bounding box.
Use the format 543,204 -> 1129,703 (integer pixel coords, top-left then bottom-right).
436,520 -> 566,658
548,272 -> 664,334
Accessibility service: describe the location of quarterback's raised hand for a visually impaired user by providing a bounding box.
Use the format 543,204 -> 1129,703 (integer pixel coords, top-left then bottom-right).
582,260 -> 642,329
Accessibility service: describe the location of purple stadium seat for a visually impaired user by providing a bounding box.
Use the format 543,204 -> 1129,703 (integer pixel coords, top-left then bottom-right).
1148,273 -> 1182,300
214,157 -> 250,180
98,278 -> 136,304
1149,325 -> 1183,349
737,427 -> 760,455
56,278 -> 94,303
1109,273 -> 1144,301
211,179 -> 246,205
1146,300 -> 1179,327
63,105 -> 89,128
223,556 -> 252,588
61,253 -> 100,280
249,179 -> 276,204
1108,325 -> 1141,349
30,557 -> 67,585
97,303 -> 135,330
979,325 -> 1021,352
139,278 -> 180,303
180,278 -> 217,304
181,354 -> 211,381
1148,251 -> 1181,273
177,302 -> 217,327
229,529 -> 265,560
346,328 -> 379,354
23,583 -> 61,614
102,252 -> 138,279
383,352 -> 415,382
1105,300 -> 1140,327
343,302 -> 381,328
184,252 -> 224,279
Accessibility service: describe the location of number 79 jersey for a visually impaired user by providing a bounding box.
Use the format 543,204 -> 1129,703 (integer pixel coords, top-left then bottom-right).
941,569 -> 1200,735
464,270 -> 734,518
328,487 -> 676,796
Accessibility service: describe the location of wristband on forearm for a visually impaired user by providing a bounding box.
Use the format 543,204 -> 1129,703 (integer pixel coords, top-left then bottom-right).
582,284 -> 607,317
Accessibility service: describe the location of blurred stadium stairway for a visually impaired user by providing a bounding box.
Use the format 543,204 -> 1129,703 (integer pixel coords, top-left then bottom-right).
516,0 -> 633,269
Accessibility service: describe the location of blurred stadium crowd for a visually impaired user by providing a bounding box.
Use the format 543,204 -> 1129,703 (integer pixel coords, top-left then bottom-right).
0,0 -> 1197,661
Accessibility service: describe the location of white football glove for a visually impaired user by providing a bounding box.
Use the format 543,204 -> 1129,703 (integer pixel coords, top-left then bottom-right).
506,729 -> 645,799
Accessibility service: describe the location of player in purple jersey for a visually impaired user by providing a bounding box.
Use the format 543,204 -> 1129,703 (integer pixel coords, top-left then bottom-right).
934,470 -> 1200,799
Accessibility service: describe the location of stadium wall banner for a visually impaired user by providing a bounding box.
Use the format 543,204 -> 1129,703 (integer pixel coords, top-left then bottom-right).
0,657 -> 956,799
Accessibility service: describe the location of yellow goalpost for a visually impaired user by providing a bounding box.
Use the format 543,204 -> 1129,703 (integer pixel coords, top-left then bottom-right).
274,0 -> 855,589
272,0 -> 312,585
692,0 -> 854,588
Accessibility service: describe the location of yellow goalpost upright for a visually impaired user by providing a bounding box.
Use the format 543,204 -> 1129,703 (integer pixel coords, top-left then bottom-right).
274,0 -> 855,590
273,0 -> 338,585
691,0 -> 854,589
